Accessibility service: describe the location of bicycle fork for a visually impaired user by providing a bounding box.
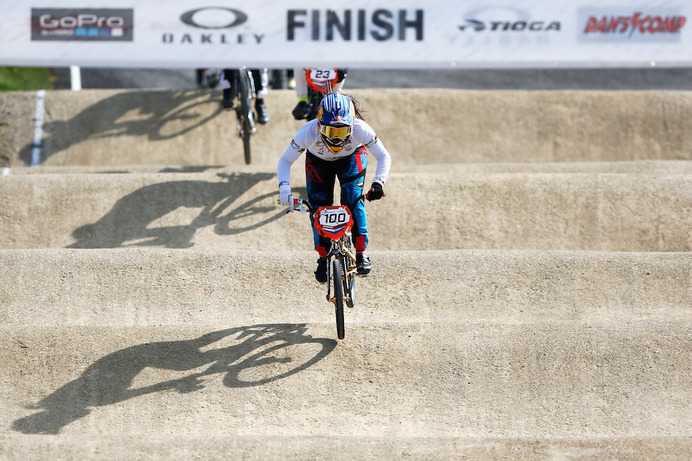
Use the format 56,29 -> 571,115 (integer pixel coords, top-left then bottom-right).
325,240 -> 356,304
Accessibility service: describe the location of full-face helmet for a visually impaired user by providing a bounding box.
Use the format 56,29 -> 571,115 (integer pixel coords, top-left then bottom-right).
317,92 -> 355,154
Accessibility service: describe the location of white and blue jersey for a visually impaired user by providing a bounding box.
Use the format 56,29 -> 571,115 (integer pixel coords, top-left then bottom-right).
277,118 -> 391,255
277,118 -> 391,186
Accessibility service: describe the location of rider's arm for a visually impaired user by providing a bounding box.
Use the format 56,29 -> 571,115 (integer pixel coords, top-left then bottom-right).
277,141 -> 303,184
356,121 -> 391,185
278,123 -> 314,183
368,138 -> 391,186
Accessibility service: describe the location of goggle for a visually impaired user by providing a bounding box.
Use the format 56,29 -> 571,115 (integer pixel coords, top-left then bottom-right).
319,124 -> 351,146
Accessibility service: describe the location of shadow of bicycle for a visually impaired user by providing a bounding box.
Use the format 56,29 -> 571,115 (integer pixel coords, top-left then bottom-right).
67,172 -> 305,248
19,90 -> 224,166
12,324 -> 337,434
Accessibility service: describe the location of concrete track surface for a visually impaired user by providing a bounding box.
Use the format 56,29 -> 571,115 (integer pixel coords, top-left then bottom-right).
0,88 -> 691,460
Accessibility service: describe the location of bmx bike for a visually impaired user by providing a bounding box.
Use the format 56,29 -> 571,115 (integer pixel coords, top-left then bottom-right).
202,67 -> 256,164
288,198 -> 357,340
231,67 -> 257,165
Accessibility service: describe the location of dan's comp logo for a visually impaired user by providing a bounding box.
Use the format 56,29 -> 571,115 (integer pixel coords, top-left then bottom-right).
579,8 -> 686,42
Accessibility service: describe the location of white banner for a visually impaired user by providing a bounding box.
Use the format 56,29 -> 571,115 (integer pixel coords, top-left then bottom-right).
0,0 -> 690,68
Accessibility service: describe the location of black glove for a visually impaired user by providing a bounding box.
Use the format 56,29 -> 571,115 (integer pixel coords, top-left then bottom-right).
366,182 -> 385,201
292,100 -> 309,120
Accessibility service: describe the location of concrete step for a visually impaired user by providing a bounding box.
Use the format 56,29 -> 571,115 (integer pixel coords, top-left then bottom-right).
2,250 -> 688,444
1,249 -> 689,327
1,170 -> 690,251
3,322 -> 690,440
3,89 -> 692,169
1,434 -> 690,460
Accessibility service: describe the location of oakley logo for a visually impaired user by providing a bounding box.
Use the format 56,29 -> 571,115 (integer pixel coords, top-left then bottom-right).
180,7 -> 247,29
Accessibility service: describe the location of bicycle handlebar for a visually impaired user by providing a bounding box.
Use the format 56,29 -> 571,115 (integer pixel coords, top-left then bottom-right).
277,197 -> 312,213
279,194 -> 383,213
290,198 -> 311,213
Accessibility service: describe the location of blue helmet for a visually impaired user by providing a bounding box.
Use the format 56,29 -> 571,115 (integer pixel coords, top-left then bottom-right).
317,92 -> 355,154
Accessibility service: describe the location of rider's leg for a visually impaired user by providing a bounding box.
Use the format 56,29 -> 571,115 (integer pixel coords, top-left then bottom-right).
252,68 -> 268,99
337,147 -> 372,274
306,153 -> 337,282
306,153 -> 337,255
252,68 -> 269,124
292,68 -> 309,120
338,146 -> 369,251
221,69 -> 237,109
196,69 -> 206,88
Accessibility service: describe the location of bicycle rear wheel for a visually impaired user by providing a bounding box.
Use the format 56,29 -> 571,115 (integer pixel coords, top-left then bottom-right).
332,259 -> 345,339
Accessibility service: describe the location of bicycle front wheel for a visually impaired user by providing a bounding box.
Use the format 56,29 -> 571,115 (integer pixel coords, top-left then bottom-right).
237,69 -> 254,164
332,259 -> 345,339
345,270 -> 355,308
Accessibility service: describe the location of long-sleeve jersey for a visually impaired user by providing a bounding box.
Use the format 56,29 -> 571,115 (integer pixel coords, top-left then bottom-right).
277,118 -> 391,185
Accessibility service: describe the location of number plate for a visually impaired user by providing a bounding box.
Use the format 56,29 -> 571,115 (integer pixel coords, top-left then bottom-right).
306,68 -> 339,91
314,206 -> 353,239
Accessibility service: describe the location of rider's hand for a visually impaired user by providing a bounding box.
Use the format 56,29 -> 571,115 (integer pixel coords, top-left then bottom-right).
292,100 -> 309,120
366,181 -> 385,201
279,182 -> 293,207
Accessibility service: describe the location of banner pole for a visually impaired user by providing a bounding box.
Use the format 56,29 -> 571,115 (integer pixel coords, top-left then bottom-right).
70,66 -> 82,91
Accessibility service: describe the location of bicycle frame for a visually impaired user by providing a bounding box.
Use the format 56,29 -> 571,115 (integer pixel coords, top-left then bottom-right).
289,198 -> 357,339
324,230 -> 357,302
200,67 -> 256,164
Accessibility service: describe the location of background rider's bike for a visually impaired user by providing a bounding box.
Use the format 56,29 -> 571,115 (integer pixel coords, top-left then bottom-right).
230,67 -> 256,165
304,68 -> 342,121
201,68 -> 256,165
288,198 -> 357,340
